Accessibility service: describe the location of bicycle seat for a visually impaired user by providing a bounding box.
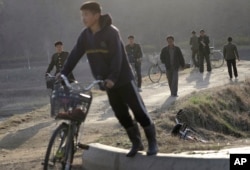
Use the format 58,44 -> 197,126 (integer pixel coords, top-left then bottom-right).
56,108 -> 87,122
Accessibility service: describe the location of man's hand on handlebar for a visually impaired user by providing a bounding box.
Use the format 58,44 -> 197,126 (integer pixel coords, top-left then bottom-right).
55,73 -> 61,80
105,79 -> 114,89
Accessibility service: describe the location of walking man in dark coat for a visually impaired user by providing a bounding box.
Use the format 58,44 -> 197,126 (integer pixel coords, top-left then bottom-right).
189,31 -> 199,67
125,35 -> 143,92
198,29 -> 212,73
160,36 -> 185,97
223,37 -> 240,80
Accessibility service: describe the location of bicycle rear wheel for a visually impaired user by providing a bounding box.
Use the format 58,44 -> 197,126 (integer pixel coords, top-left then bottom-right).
43,123 -> 69,170
210,51 -> 224,68
148,64 -> 162,83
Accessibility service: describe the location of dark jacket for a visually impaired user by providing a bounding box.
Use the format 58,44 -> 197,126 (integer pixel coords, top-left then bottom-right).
160,46 -> 185,70
46,51 -> 75,81
46,51 -> 69,74
198,35 -> 210,54
61,14 -> 133,88
125,43 -> 143,63
223,42 -> 239,60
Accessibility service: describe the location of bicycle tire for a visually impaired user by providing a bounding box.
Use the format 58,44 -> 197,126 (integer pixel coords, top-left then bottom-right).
148,64 -> 162,83
210,51 -> 224,68
43,123 -> 69,170
64,124 -> 75,170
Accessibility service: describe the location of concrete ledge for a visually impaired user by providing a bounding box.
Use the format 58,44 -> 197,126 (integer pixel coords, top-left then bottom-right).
82,143 -> 229,170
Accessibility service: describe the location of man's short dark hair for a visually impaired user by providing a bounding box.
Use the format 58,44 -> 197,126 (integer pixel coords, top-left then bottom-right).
54,41 -> 63,46
128,35 -> 134,39
80,1 -> 101,13
166,35 -> 174,41
200,29 -> 205,33
228,37 -> 233,42
191,30 -> 196,34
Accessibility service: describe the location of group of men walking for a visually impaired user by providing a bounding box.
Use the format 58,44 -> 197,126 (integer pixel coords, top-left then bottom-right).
190,30 -> 240,79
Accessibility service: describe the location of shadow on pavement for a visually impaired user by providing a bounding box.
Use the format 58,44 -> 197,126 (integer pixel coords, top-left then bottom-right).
0,121 -> 52,150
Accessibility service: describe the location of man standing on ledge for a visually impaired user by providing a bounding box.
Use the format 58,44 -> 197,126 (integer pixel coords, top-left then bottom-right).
59,1 -> 158,157
125,35 -> 143,92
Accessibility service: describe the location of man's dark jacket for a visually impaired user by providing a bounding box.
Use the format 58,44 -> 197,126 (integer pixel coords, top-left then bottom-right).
61,14 -> 133,88
198,35 -> 210,55
46,51 -> 75,81
160,46 -> 185,70
125,43 -> 143,63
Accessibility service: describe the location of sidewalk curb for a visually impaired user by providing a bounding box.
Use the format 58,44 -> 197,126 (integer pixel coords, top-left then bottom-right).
82,143 -> 229,170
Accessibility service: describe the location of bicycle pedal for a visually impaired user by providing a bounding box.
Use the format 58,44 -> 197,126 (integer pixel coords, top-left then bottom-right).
77,143 -> 89,150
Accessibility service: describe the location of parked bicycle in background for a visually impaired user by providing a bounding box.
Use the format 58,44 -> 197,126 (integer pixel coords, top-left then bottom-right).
191,46 -> 224,69
147,53 -> 166,83
209,47 -> 224,68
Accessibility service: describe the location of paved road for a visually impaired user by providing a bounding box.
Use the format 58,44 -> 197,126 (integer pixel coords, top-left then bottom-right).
86,60 -> 250,124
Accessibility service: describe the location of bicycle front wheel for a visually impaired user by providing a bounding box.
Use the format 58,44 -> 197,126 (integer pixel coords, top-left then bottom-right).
148,64 -> 162,83
185,129 -> 207,143
43,123 -> 69,170
210,51 -> 224,68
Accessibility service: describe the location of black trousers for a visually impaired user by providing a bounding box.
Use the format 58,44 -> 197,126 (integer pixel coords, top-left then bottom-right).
134,62 -> 142,88
199,51 -> 212,73
166,69 -> 178,96
106,81 -> 152,129
191,49 -> 199,67
226,59 -> 238,78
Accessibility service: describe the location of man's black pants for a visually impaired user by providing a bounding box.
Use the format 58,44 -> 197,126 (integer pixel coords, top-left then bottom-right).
199,51 -> 212,73
226,59 -> 238,78
106,81 -> 152,129
134,62 -> 142,88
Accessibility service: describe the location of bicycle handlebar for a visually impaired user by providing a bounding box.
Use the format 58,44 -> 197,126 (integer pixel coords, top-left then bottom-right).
61,74 -> 104,91
45,73 -> 55,78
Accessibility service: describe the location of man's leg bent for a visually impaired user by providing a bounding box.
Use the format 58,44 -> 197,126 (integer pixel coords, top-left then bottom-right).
119,81 -> 158,155
107,89 -> 134,129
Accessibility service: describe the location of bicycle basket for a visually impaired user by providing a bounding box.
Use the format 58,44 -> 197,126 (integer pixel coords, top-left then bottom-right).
46,76 -> 56,90
50,85 -> 92,122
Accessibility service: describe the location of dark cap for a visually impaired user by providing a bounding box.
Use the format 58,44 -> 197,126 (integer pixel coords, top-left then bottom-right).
80,1 -> 101,13
54,41 -> 63,46
191,30 -> 196,34
128,35 -> 134,39
200,29 -> 205,33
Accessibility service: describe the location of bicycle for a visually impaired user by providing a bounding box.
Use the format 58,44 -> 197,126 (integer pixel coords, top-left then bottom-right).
209,47 -> 224,68
43,74 -> 103,170
191,47 -> 224,69
171,109 -> 207,143
147,53 -> 165,83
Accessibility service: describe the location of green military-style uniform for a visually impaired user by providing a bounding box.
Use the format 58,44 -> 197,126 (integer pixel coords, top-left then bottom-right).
46,51 -> 75,81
